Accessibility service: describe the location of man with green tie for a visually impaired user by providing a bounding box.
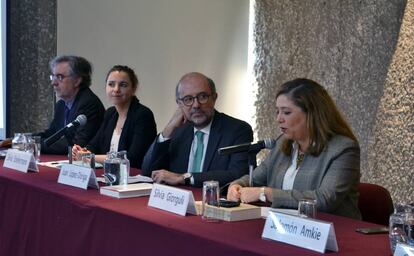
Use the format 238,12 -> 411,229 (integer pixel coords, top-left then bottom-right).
142,72 -> 253,187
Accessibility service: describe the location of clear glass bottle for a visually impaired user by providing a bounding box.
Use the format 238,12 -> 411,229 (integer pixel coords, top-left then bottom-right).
405,212 -> 414,246
117,150 -> 130,186
103,151 -> 120,186
11,133 -> 27,151
389,203 -> 412,253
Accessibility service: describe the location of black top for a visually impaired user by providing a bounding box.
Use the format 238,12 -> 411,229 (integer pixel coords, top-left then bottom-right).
86,96 -> 157,168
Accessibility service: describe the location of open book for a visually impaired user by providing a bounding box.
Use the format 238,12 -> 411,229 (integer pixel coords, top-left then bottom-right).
100,183 -> 153,199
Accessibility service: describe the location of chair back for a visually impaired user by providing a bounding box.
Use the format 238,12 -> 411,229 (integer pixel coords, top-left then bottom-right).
358,183 -> 394,226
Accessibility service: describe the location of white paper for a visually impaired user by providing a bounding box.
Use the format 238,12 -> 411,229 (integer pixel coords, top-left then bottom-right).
128,174 -> 153,183
38,160 -> 103,169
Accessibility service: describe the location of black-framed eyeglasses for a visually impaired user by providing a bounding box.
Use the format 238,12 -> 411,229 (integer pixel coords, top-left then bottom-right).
178,93 -> 212,106
49,74 -> 72,81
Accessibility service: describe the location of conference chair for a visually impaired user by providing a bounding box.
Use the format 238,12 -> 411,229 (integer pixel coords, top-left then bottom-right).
358,182 -> 394,226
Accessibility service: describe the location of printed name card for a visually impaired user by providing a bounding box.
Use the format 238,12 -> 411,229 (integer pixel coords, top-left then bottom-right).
58,164 -> 98,190
394,243 -> 414,256
262,210 -> 338,253
148,184 -> 197,216
3,149 -> 38,173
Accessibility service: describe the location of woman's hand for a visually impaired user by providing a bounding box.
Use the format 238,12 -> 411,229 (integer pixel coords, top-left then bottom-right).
227,184 -> 242,202
72,144 -> 90,160
239,187 -> 262,203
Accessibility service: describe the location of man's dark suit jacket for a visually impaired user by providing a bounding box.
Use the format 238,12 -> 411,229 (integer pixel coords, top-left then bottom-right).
142,111 -> 253,187
86,96 -> 157,168
39,87 -> 105,154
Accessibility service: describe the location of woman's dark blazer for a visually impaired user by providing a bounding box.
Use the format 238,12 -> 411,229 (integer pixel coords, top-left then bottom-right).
87,96 -> 157,168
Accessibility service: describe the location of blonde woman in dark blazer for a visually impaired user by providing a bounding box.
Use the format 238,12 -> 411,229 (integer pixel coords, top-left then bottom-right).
227,78 -> 361,219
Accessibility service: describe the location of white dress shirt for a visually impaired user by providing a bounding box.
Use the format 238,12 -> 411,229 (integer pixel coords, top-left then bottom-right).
282,142 -> 301,190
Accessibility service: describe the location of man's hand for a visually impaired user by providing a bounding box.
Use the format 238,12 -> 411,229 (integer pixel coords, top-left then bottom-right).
162,108 -> 187,138
151,169 -> 185,185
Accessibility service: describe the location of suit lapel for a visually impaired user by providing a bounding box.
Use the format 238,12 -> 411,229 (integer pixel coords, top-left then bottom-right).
118,98 -> 137,150
274,154 -> 291,188
67,88 -> 84,123
203,112 -> 221,171
179,125 -> 194,171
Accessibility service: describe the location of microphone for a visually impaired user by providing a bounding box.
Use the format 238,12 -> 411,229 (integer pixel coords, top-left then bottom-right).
44,114 -> 87,146
218,138 -> 276,155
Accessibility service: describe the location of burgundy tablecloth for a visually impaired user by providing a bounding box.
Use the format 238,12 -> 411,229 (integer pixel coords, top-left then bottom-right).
0,156 -> 391,256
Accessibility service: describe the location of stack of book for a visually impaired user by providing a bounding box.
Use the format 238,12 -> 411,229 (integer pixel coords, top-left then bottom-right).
195,201 -> 261,221
100,183 -> 153,198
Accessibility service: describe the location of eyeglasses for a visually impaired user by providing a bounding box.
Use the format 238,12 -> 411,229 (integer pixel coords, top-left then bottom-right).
49,74 -> 72,81
178,93 -> 212,106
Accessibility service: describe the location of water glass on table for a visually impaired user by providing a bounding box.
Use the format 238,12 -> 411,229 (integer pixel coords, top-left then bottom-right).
81,152 -> 95,170
298,198 -> 317,218
202,180 -> 220,222
31,136 -> 41,162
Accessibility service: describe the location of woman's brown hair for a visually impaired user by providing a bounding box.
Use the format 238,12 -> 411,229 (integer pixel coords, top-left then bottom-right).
277,78 -> 357,156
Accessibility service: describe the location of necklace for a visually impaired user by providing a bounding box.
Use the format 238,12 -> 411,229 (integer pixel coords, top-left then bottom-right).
296,152 -> 305,167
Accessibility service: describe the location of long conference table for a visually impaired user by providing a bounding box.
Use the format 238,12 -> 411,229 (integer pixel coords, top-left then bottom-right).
0,155 -> 391,256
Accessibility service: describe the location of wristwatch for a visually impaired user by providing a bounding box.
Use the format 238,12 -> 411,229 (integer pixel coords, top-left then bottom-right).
259,187 -> 266,202
182,173 -> 192,186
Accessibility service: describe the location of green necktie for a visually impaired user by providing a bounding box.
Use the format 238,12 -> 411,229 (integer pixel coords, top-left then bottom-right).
191,131 -> 204,173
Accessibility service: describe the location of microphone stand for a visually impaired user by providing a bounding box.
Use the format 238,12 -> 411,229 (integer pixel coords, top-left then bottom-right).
65,128 -> 74,148
248,149 -> 260,187
65,129 -> 75,164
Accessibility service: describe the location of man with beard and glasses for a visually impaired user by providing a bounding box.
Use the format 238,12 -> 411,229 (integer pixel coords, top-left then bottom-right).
142,72 -> 253,188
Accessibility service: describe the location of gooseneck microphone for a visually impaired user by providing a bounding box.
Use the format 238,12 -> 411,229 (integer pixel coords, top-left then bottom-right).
218,138 -> 276,155
44,114 -> 87,146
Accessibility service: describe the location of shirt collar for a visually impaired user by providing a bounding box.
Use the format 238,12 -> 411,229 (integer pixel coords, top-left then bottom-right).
292,142 -> 299,157
193,121 -> 212,136
64,99 -> 75,110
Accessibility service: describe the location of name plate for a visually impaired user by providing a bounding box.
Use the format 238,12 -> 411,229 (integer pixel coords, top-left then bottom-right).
3,149 -> 38,173
394,243 -> 414,256
58,164 -> 98,190
148,184 -> 197,216
262,210 -> 338,253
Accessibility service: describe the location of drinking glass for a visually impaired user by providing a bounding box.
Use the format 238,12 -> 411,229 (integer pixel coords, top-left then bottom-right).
32,136 -> 41,162
11,133 -> 27,151
81,152 -> 95,170
298,198 -> 317,218
202,180 -> 220,222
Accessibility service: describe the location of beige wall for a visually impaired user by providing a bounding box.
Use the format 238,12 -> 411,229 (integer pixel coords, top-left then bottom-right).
57,0 -> 251,131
